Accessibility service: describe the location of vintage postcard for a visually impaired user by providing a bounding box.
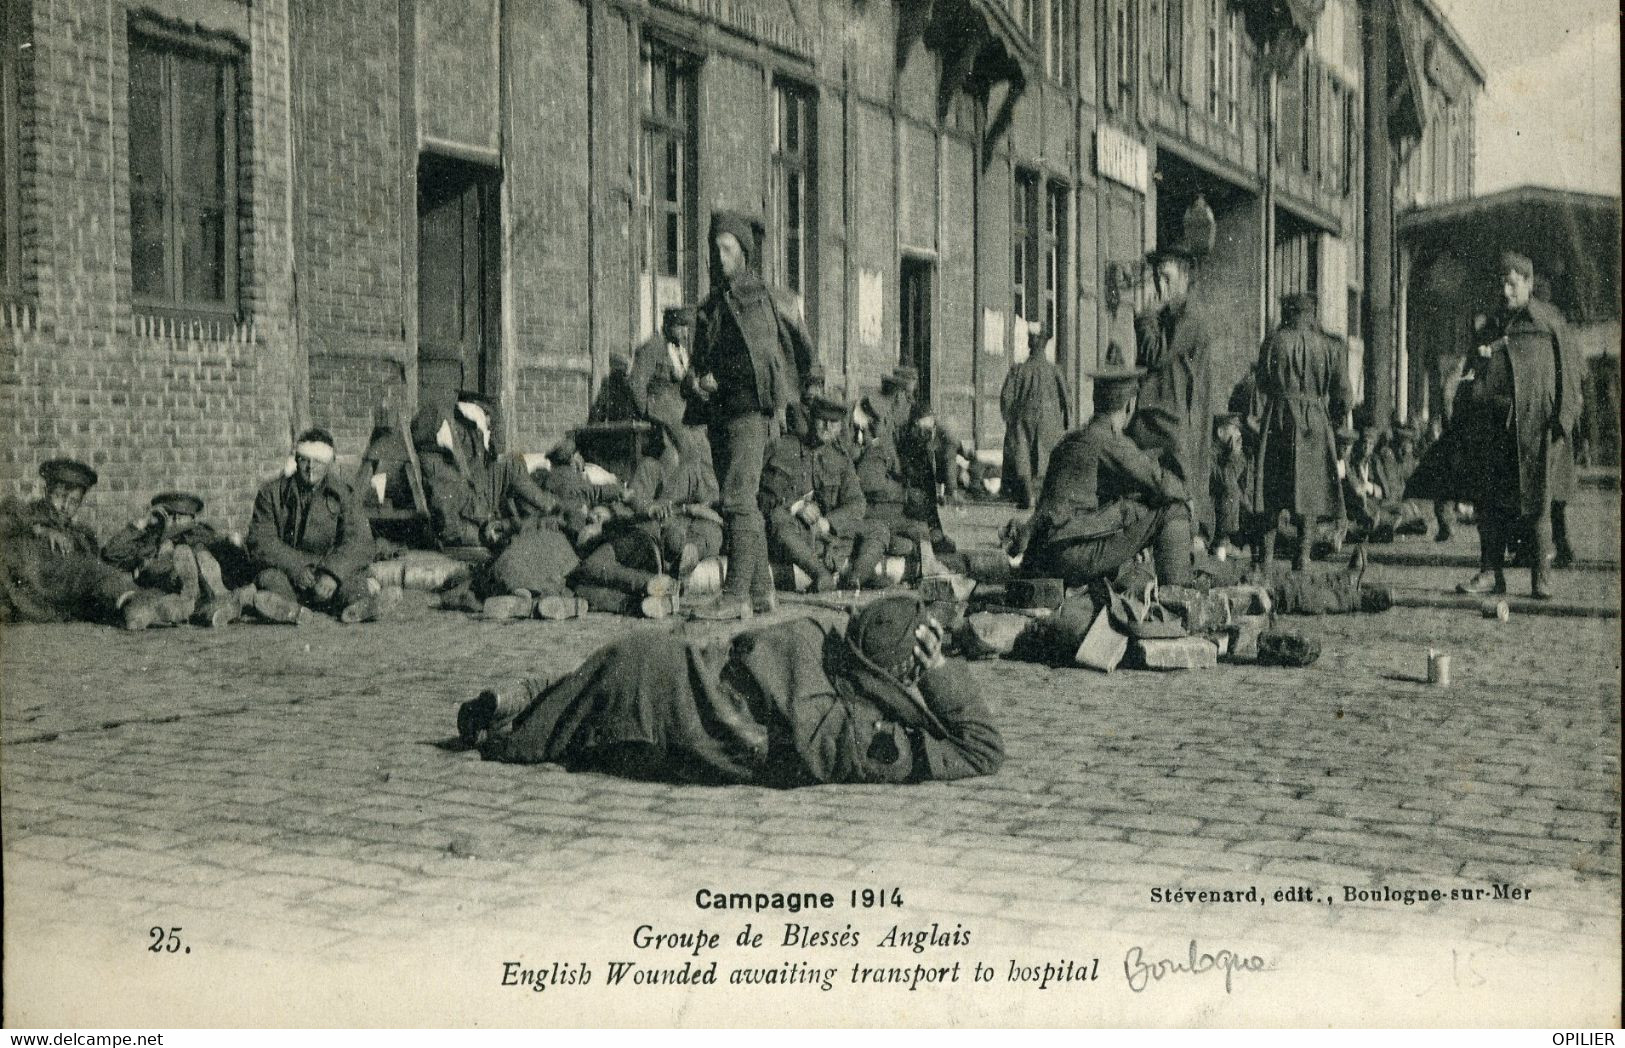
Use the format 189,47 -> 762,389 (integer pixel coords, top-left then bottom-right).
1,0 -> 1619,1029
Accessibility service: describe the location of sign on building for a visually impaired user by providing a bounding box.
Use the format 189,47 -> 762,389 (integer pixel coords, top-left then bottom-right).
1095,126 -> 1149,194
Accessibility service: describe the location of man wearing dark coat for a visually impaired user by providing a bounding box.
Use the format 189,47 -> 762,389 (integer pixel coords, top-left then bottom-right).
684,210 -> 813,619
1248,292 -> 1350,571
247,428 -> 390,622
999,328 -> 1072,510
414,395 -> 582,615
760,396 -> 888,592
1209,413 -> 1248,558
104,491 -> 255,627
456,595 -> 1004,787
629,307 -> 697,436
588,354 -> 643,424
1013,368 -> 1193,587
1130,245 -> 1217,540
0,459 -> 178,629
1449,253 -> 1577,599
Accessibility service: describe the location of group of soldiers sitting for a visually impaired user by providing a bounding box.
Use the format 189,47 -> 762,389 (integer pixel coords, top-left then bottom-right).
0,327 -> 969,632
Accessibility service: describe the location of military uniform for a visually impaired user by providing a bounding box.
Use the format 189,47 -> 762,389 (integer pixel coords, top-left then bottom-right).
999,350 -> 1071,510
1130,298 -> 1216,537
761,409 -> 888,591
1022,412 -> 1192,587
0,493 -> 138,624
247,469 -> 379,615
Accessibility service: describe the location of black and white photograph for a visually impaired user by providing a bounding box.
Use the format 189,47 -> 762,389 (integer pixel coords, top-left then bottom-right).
1,0 -> 1619,1030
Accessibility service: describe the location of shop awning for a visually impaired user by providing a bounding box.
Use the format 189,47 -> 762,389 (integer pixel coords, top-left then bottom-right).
1400,185 -> 1622,323
898,0 -> 1036,160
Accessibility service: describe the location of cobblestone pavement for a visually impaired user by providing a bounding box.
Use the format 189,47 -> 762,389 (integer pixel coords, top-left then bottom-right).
4,494 -> 1619,1027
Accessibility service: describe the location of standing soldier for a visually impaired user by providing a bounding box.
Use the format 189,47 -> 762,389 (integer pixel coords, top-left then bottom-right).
1455,252 -> 1578,599
1248,292 -> 1350,572
1129,244 -> 1217,543
684,210 -> 813,619
999,327 -> 1072,510
1209,413 -> 1248,560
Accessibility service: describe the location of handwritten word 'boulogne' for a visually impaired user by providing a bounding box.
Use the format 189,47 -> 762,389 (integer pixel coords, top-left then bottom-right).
1123,941 -> 1267,994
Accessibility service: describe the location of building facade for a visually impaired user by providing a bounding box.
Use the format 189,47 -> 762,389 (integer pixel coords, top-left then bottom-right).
0,0 -> 1477,533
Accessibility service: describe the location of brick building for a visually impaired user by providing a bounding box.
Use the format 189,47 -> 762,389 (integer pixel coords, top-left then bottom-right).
0,0 -> 1479,533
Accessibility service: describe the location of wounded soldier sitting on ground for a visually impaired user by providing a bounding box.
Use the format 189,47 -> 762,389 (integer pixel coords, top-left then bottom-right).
248,428 -> 397,623
417,395 -> 584,618
104,491 -> 257,627
761,396 -> 890,592
456,594 -> 1004,787
0,459 -> 178,629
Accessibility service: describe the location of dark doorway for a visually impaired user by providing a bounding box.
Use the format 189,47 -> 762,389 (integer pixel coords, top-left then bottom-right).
418,153 -> 501,422
900,256 -> 934,402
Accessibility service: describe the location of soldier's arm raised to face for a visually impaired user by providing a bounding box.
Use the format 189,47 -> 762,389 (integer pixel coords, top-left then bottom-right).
1104,431 -> 1187,505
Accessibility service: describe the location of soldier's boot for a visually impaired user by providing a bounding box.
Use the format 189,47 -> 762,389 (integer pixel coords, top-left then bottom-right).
482,589 -> 534,620
121,590 -> 167,631
640,591 -> 681,619
1455,570 -> 1506,596
776,527 -> 834,592
168,546 -> 200,623
1551,502 -> 1575,568
534,593 -> 588,620
251,588 -> 304,624
1290,514 -> 1311,572
840,533 -> 888,590
343,584 -> 404,624
191,549 -> 239,627
675,542 -> 701,579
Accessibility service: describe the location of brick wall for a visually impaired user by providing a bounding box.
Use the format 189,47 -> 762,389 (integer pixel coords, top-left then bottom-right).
1,0 -> 298,536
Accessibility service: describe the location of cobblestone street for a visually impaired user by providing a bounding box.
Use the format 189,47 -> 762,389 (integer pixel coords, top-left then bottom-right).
4,491 -> 1619,1027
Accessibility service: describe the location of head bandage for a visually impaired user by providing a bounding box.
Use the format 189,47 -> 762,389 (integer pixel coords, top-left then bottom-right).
456,401 -> 492,451
294,440 -> 336,464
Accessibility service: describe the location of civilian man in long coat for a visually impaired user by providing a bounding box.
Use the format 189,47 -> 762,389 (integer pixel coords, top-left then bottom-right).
684,210 -> 813,619
456,595 -> 1003,787
1248,292 -> 1350,571
247,428 -> 389,622
1450,252 -> 1579,599
1129,245 -> 1216,541
999,328 -> 1072,510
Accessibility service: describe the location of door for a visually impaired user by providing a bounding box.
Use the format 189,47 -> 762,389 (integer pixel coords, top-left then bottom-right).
900,256 -> 934,403
418,154 -> 500,421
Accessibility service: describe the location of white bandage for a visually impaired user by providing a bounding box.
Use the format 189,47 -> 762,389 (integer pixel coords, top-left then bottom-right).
456,401 -> 492,451
294,440 -> 336,464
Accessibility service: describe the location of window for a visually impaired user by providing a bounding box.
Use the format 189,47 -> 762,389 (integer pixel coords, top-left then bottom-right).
1347,287 -> 1361,341
638,42 -> 697,336
1012,171 -> 1037,326
1046,0 -> 1072,86
1206,0 -> 1221,120
1043,183 -> 1067,360
1341,89 -> 1357,195
1225,10 -> 1240,127
1,0 -> 24,300
771,79 -> 815,321
127,28 -> 240,317
1108,0 -> 1135,113
1161,0 -> 1183,96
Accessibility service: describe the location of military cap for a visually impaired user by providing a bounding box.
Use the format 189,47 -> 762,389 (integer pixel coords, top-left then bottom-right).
710,211 -> 763,261
1213,411 -> 1242,426
848,595 -> 929,674
807,395 -> 848,423
1280,291 -> 1316,318
1497,251 -> 1534,279
1087,365 -> 1147,389
546,437 -> 578,464
1146,242 -> 1196,265
661,305 -> 696,328
150,491 -> 204,517
608,353 -> 632,373
40,458 -> 98,490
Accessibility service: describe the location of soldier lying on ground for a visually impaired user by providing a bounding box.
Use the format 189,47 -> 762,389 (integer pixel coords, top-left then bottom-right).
456,595 -> 1004,787
248,428 -> 399,623
0,459 -> 178,629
